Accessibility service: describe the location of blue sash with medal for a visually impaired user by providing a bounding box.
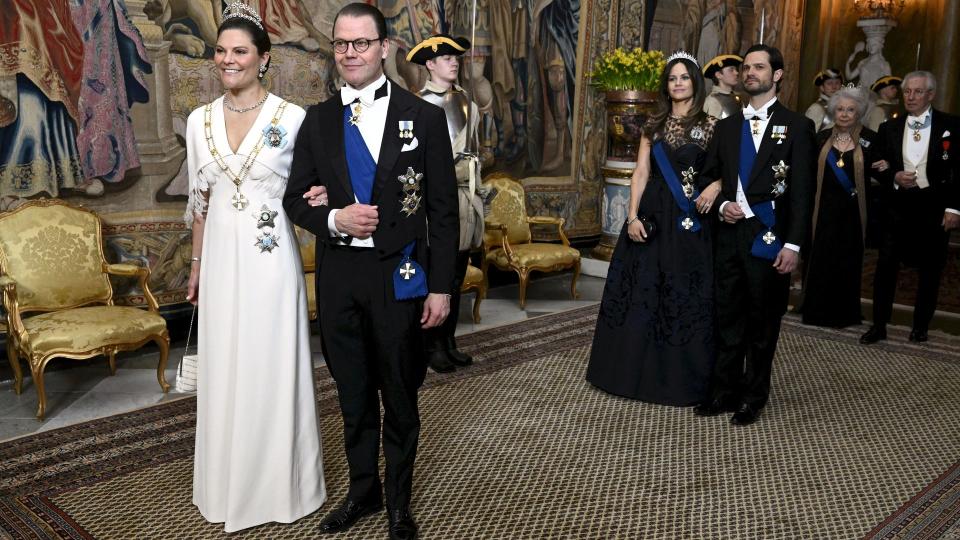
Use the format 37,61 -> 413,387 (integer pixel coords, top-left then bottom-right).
651,141 -> 701,232
344,106 -> 376,204
740,118 -> 782,260
394,241 -> 428,300
827,150 -> 857,196
344,106 -> 427,300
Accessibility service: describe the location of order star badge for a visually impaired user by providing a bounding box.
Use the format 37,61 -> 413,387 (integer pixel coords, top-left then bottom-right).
398,167 -> 423,217
254,231 -> 280,253
253,204 -> 278,229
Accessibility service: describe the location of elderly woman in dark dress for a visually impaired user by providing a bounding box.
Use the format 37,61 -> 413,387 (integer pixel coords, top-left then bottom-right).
801,84 -> 888,328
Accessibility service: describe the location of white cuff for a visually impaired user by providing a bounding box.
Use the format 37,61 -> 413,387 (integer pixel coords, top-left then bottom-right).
718,201 -> 730,220
946,208 -> 960,216
784,243 -> 800,254
328,209 -> 344,237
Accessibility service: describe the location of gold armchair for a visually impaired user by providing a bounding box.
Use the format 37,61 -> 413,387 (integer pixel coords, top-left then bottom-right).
482,174 -> 580,309
0,199 -> 170,419
460,264 -> 486,323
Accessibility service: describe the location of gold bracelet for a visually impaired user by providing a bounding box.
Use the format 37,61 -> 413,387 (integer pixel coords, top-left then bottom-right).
626,216 -> 639,225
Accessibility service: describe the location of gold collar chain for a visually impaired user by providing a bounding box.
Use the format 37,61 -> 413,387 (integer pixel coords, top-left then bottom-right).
204,96 -> 289,210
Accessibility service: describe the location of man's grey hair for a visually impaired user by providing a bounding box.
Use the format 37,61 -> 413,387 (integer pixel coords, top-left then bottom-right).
827,85 -> 869,119
902,70 -> 937,92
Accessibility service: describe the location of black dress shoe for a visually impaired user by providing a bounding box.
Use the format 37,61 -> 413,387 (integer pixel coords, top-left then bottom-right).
318,497 -> 383,534
859,325 -> 887,345
426,350 -> 456,373
447,348 -> 474,366
909,329 -> 929,342
693,398 -> 738,417
730,404 -> 761,426
388,508 -> 418,540
445,336 -> 473,366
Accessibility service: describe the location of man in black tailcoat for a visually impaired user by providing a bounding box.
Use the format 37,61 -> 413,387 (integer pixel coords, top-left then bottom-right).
282,4 -> 458,539
860,71 -> 960,345
694,44 -> 815,426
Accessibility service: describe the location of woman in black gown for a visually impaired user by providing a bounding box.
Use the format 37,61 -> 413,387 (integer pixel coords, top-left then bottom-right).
801,85 -> 884,328
586,53 -> 719,406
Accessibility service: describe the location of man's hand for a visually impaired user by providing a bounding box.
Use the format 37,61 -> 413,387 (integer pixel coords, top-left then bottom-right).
944,212 -> 960,231
721,202 -> 746,223
420,293 -> 450,329
894,170 -> 918,189
772,247 -> 799,274
334,203 -> 379,238
303,185 -> 328,207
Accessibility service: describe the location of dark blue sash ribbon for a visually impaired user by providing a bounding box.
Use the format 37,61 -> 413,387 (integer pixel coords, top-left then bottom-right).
827,150 -> 857,196
750,201 -> 781,260
739,118 -> 757,190
651,141 -> 701,232
344,105 -> 376,204
394,241 -> 428,300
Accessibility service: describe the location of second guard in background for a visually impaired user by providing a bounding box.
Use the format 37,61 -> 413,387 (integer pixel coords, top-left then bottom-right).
703,54 -> 743,120
864,75 -> 903,132
407,34 -> 485,373
805,68 -> 844,131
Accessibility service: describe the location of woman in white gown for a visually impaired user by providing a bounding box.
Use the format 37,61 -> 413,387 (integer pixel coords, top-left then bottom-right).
184,3 -> 325,532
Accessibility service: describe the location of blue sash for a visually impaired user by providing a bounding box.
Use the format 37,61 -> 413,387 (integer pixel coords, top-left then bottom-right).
652,141 -> 700,232
393,241 -> 428,300
750,201 -> 781,260
827,150 -> 857,196
739,118 -> 757,190
344,106 -> 376,204
740,117 -> 781,260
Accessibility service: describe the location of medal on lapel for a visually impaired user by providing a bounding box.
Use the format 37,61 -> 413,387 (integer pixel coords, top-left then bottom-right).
398,167 -> 423,217
399,120 -> 414,140
771,125 -> 787,144
254,204 -> 278,228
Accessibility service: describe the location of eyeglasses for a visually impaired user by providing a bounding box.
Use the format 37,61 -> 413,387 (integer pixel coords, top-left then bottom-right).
331,37 -> 382,54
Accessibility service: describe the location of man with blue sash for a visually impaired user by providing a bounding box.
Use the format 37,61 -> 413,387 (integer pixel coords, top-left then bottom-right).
283,4 -> 458,539
693,44 -> 815,426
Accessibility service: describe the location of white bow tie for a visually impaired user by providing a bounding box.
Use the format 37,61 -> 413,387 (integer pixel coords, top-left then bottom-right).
340,81 -> 388,107
744,109 -> 768,121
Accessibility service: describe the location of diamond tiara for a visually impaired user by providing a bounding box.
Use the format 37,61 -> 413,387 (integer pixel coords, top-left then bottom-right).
666,50 -> 698,66
222,1 -> 264,30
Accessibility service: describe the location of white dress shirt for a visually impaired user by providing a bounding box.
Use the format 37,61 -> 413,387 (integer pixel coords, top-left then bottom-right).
902,107 -> 932,189
719,97 -> 800,253
328,74 -> 391,247
898,107 -> 959,215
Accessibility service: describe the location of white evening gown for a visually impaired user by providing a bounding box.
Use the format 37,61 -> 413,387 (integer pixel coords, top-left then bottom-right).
186,94 -> 326,533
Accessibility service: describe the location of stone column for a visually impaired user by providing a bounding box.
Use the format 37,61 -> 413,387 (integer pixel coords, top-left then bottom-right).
125,0 -> 185,184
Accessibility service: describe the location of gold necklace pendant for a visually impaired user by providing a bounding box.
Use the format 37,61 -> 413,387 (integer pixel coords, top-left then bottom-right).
913,129 -> 922,142
836,156 -> 845,168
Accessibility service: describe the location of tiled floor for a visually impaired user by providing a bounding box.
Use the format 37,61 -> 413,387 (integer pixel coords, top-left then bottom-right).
0,273 -> 605,442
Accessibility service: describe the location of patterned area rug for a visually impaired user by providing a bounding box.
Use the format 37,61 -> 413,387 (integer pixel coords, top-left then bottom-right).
1,306 -> 959,539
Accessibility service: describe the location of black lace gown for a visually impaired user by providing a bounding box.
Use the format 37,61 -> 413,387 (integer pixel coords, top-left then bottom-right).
586,116 -> 717,406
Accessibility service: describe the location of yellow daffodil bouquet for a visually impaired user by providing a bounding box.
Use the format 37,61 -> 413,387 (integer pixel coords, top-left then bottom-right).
589,48 -> 665,92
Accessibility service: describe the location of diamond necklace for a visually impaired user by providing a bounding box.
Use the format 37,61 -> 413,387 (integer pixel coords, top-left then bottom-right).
204,96 -> 288,210
223,91 -> 268,113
